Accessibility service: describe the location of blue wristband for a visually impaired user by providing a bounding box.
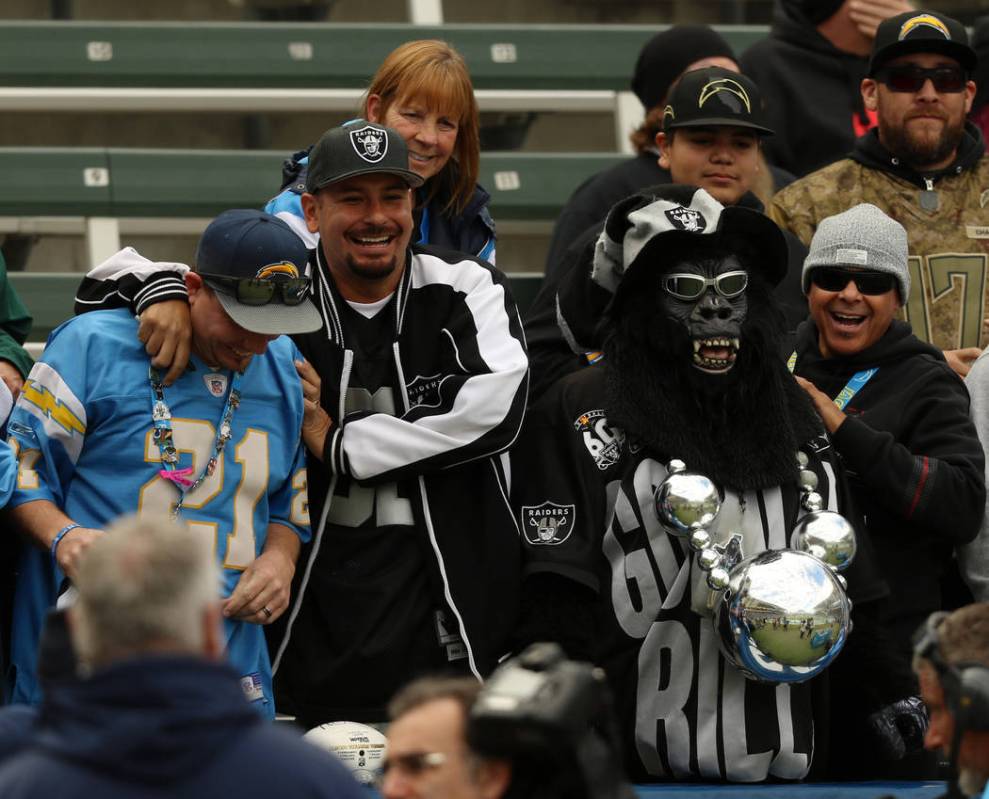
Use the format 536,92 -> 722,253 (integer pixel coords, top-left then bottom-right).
50,523 -> 81,563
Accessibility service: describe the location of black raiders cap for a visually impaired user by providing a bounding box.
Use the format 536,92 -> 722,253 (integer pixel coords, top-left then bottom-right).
870,11 -> 976,75
305,119 -> 424,194
662,67 -> 774,136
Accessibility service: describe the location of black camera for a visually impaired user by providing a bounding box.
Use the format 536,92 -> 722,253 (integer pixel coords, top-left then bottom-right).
468,643 -> 636,799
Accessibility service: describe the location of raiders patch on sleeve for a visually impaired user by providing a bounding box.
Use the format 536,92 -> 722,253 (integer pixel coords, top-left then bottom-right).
521,501 -> 576,546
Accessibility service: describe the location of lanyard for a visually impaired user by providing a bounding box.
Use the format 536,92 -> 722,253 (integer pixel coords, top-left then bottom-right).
149,366 -> 242,516
787,353 -> 878,411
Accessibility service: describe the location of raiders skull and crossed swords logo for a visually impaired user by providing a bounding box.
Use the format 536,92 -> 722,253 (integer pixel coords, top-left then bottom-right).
520,501 -> 576,546
350,126 -> 388,163
665,205 -> 707,232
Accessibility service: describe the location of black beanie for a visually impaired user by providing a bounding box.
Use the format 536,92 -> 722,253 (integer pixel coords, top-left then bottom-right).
631,25 -> 737,110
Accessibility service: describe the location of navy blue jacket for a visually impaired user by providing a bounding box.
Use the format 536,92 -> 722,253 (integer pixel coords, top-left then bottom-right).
0,656 -> 366,798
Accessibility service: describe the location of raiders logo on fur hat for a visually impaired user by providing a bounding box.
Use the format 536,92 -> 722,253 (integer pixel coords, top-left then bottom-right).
590,185 -> 787,295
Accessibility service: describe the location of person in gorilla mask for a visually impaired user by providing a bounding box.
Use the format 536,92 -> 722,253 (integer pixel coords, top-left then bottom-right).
510,185 -> 919,782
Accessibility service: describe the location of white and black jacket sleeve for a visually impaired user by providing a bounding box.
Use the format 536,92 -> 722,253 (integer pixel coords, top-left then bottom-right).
74,247 -> 188,316
324,252 -> 529,484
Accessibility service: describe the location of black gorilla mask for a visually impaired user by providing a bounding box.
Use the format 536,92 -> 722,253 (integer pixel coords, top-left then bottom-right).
600,235 -> 822,489
660,254 -> 747,374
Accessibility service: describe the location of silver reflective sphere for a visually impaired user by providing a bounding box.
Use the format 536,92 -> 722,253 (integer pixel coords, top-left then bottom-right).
792,510 -> 857,572
688,528 -> 711,552
654,472 -> 722,537
707,567 -> 730,591
714,549 -> 851,683
667,459 -> 687,475
801,491 -> 824,512
798,469 -> 819,492
698,548 -> 721,571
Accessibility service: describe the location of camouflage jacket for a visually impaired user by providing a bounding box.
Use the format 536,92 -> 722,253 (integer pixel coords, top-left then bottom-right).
770,126 -> 989,350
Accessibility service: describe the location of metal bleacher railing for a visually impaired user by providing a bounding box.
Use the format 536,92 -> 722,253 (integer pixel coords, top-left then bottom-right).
0,20 -> 768,343
0,21 -> 769,265
0,146 -> 624,271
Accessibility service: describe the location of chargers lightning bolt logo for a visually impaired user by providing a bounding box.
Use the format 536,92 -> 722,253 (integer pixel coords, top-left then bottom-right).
21,381 -> 85,436
899,14 -> 951,40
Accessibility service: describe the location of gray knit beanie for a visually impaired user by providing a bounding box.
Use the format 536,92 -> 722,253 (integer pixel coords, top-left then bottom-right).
802,204 -> 910,303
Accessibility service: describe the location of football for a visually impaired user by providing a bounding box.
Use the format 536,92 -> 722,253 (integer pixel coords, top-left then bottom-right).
304,721 -> 388,785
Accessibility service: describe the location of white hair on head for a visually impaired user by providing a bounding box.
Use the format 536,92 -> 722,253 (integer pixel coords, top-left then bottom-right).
71,514 -> 220,668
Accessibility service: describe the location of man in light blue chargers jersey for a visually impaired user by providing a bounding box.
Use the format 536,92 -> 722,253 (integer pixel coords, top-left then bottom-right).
4,209 -> 320,717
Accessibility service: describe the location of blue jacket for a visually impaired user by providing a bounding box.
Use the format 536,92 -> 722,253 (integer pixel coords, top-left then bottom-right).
0,656 -> 366,798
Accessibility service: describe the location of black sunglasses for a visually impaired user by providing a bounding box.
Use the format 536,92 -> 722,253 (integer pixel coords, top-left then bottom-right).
203,274 -> 311,306
810,268 -> 896,296
663,270 -> 748,301
877,64 -> 967,93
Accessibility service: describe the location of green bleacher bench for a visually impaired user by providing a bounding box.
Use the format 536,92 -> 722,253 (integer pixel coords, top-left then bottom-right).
8,272 -> 545,344
0,148 -> 626,221
9,273 -> 79,344
0,22 -> 768,91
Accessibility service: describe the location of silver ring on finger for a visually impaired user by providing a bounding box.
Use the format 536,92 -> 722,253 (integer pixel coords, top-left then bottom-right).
262,606 -> 272,619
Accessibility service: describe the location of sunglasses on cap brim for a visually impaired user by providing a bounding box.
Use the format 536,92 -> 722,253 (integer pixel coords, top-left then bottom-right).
810,268 -> 896,296
663,270 -> 748,301
876,64 -> 967,93
202,274 -> 311,306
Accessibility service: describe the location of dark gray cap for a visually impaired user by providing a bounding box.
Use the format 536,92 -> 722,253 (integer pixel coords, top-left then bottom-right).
196,209 -> 322,335
305,120 -> 424,194
870,11 -> 977,75
662,67 -> 773,136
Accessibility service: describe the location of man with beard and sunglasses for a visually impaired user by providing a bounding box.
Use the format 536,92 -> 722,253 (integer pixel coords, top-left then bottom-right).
771,11 -> 988,377
793,203 -> 985,778
510,185 -> 907,782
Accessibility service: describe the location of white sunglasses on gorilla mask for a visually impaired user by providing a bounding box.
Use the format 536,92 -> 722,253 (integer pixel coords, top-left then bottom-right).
663,270 -> 748,301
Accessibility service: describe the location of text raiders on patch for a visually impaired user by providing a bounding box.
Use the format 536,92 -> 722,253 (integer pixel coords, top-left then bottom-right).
665,205 -> 707,232
521,501 -> 576,546
350,126 -> 388,164
406,373 -> 444,409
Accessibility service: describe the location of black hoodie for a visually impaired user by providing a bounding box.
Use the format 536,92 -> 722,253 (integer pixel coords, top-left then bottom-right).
850,121 -> 986,187
741,1 -> 874,177
793,319 -> 985,652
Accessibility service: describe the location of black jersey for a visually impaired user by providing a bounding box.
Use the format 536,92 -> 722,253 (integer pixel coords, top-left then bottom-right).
512,365 -> 885,781
275,301 -> 465,725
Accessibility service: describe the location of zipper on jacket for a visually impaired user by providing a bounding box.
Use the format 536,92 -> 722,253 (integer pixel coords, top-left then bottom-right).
920,178 -> 940,211
272,349 -> 354,675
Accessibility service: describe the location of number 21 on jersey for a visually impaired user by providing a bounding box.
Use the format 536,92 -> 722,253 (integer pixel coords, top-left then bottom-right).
137,418 -> 308,570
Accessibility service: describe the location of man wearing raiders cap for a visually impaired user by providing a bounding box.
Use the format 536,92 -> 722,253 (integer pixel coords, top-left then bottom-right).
4,209 -> 318,716
55,121 -> 528,724
772,10 -> 989,377
266,120 -> 527,727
